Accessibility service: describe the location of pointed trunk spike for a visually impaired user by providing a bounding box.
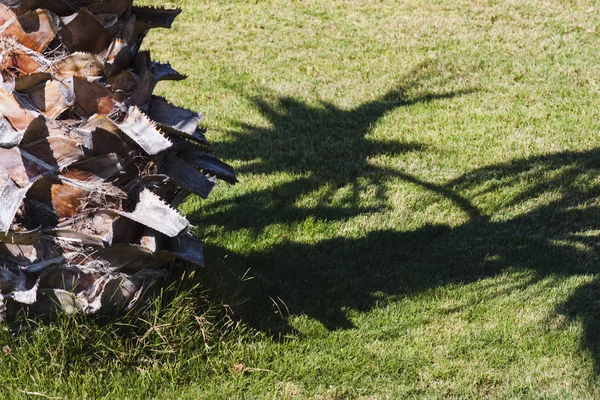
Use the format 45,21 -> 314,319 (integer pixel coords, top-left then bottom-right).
117,106 -> 172,155
0,9 -> 57,53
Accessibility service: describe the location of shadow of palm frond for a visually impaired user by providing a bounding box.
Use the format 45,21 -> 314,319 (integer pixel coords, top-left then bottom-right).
193,61 -> 477,231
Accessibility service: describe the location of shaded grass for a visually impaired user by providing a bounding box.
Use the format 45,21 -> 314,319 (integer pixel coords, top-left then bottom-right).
4,0 -> 600,398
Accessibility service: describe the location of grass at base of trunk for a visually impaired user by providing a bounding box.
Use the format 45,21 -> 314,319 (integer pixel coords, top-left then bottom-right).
4,0 -> 600,398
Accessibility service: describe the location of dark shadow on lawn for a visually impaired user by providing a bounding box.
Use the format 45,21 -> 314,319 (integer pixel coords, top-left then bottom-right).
205,147 -> 600,369
193,62 -> 600,370
193,61 -> 477,232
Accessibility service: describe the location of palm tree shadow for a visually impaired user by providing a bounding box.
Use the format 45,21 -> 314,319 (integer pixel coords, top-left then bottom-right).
192,61 -> 600,371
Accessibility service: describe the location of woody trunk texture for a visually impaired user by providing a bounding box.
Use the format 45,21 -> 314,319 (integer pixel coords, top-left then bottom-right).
0,0 -> 235,319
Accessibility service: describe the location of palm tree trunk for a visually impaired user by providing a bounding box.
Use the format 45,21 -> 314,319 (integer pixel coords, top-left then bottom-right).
0,0 -> 235,320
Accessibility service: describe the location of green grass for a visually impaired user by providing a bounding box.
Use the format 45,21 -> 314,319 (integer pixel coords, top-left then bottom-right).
4,0 -> 600,398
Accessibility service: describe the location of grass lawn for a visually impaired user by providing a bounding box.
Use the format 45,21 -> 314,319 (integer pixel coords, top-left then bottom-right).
4,0 -> 600,398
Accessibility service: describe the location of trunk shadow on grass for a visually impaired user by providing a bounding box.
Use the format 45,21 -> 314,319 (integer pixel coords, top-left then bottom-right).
190,63 -> 600,371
